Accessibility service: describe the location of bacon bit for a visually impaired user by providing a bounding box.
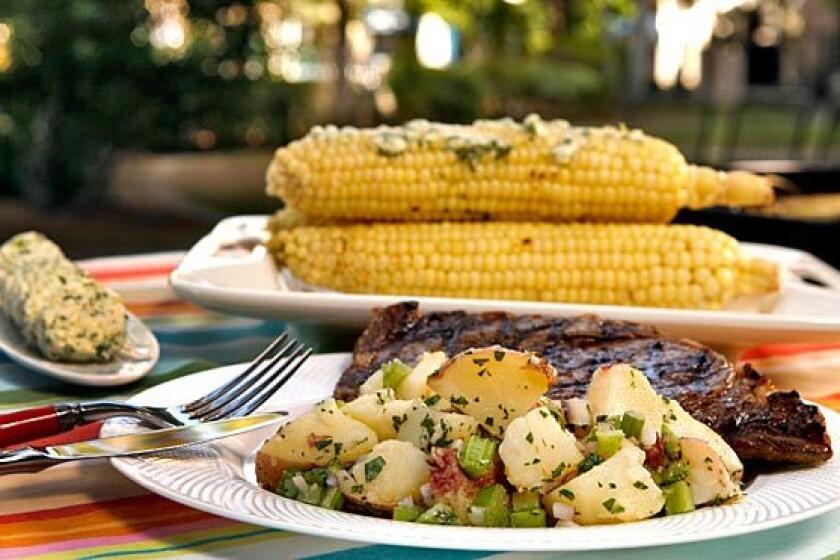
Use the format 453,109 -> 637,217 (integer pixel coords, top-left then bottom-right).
429,447 -> 500,500
645,438 -> 667,470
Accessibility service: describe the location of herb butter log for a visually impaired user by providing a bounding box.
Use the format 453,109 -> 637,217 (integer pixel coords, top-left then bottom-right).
0,232 -> 127,362
266,115 -> 774,224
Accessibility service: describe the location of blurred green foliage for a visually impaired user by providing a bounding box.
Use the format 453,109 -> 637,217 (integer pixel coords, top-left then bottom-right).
0,0 -> 305,204
0,0 -> 636,206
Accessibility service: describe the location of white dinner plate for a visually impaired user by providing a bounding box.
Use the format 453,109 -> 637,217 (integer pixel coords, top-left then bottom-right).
109,354 -> 840,552
170,216 -> 840,347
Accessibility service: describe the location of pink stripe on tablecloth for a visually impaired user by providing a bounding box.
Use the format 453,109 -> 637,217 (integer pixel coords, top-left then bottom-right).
6,516 -> 234,557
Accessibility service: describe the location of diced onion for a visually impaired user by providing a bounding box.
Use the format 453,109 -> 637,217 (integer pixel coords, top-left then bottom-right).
565,398 -> 591,426
326,473 -> 338,488
292,475 -> 309,495
420,483 -> 434,507
597,422 -> 617,433
552,502 -> 575,521
468,506 -> 486,527
398,495 -> 415,508
640,420 -> 658,448
451,439 -> 465,453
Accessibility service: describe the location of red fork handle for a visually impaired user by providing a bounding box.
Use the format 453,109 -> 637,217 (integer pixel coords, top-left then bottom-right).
0,405 -> 79,448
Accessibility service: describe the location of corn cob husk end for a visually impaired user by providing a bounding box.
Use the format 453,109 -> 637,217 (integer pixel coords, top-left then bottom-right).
689,166 -> 775,209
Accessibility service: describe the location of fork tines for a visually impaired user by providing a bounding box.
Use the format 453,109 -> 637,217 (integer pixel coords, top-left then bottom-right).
183,331 -> 312,422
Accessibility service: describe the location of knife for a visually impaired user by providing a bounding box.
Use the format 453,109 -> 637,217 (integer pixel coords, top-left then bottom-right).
0,412 -> 284,475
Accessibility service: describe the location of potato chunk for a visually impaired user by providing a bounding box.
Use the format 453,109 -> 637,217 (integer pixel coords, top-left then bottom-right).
586,364 -> 666,438
337,440 -> 431,511
428,346 -> 556,436
543,446 -> 664,525
666,400 -> 743,479
340,389 -> 414,440
679,437 -> 741,505
397,400 -> 479,452
256,398 -> 377,490
499,406 -> 583,492
398,351 -> 446,399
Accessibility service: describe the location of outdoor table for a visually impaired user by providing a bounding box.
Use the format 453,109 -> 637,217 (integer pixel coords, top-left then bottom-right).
1,252 -> 838,559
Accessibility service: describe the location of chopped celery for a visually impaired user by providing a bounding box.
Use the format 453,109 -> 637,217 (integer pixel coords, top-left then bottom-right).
416,503 -> 460,525
620,411 -> 645,439
277,470 -> 301,499
511,491 -> 541,512
510,509 -> 547,528
297,483 -> 325,505
382,359 -> 411,390
662,423 -> 681,460
393,505 -> 424,522
458,435 -> 498,479
658,461 -> 689,485
470,484 -> 510,527
663,480 -> 695,515
595,431 -> 624,459
320,487 -> 344,510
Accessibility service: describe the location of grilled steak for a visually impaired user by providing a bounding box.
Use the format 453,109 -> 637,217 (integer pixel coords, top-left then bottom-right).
335,302 -> 832,464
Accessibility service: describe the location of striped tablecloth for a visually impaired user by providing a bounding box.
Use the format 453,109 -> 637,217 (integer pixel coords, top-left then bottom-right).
0,252 -> 838,560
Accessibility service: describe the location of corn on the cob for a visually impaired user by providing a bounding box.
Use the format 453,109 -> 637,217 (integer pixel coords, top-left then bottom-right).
271,223 -> 778,310
266,116 -> 773,224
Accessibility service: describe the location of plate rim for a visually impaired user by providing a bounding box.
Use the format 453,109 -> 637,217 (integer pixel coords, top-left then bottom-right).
110,357 -> 840,552
168,215 -> 840,345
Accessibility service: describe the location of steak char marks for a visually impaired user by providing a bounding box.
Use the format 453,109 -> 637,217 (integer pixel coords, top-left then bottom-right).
336,302 -> 832,465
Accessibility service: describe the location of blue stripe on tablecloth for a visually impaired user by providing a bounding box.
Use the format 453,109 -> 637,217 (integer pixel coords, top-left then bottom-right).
301,545 -> 496,560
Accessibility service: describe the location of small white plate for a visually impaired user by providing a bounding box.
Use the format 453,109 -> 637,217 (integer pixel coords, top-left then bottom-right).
0,312 -> 159,386
109,355 -> 840,552
170,216 -> 840,347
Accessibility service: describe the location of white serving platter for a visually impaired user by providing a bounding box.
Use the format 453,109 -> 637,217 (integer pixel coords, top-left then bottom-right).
170,216 -> 840,346
108,355 -> 840,552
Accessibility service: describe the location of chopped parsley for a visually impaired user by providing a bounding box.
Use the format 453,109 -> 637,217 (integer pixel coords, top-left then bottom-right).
364,456 -> 386,482
450,395 -> 469,406
314,436 -> 333,451
633,481 -> 649,490
578,453 -> 603,474
424,394 -> 441,406
602,498 -> 625,514
494,350 -> 505,361
392,413 -> 408,433
525,432 -> 534,444
558,489 -> 575,501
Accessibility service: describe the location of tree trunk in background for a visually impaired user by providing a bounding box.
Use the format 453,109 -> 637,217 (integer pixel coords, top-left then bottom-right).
333,0 -> 351,123
627,0 -> 652,103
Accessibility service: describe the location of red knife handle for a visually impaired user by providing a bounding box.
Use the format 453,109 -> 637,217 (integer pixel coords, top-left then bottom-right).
0,405 -> 81,448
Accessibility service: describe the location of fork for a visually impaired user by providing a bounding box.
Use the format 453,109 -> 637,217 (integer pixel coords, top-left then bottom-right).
0,331 -> 312,448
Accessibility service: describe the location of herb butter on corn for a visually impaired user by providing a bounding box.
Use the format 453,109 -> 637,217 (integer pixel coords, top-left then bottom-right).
266,115 -> 774,224
0,232 -> 127,362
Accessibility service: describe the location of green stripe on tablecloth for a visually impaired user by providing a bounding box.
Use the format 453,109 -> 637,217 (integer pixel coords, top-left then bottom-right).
0,360 -> 216,408
302,546 -> 494,560
76,528 -> 278,559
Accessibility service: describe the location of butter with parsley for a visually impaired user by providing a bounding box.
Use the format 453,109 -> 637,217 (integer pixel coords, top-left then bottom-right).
0,232 -> 127,362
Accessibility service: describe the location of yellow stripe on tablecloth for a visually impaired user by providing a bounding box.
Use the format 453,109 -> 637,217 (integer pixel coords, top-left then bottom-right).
0,460 -> 147,516
29,524 -> 290,560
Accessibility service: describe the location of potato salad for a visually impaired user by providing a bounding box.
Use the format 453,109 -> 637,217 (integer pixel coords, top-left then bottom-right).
256,347 -> 743,527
